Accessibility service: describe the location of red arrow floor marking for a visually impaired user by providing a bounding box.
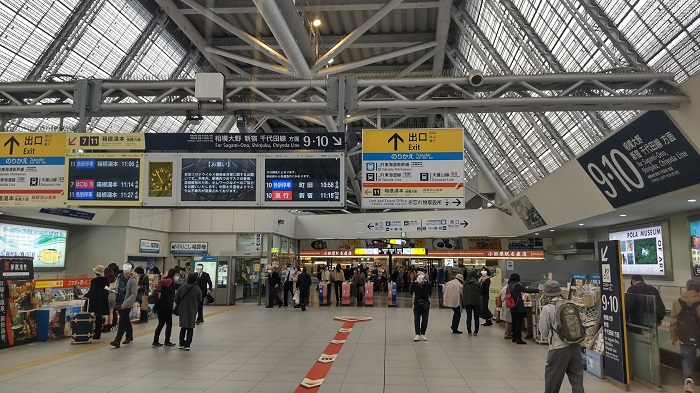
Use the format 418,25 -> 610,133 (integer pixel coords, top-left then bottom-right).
294,318 -> 370,392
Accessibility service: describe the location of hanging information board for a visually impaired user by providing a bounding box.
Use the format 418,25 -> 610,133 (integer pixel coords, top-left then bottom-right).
65,153 -> 143,206
177,153 -> 259,206
260,153 -> 345,208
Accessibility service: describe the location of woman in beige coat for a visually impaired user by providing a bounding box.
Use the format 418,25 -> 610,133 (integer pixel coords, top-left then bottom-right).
443,274 -> 464,334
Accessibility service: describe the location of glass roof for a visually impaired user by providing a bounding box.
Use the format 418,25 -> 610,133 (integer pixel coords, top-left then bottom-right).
0,0 -> 697,197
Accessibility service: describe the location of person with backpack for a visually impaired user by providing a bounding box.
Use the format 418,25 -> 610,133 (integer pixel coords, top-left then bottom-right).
538,280 -> 585,393
506,273 -> 541,344
462,270 -> 482,336
152,268 -> 178,347
670,279 -> 700,392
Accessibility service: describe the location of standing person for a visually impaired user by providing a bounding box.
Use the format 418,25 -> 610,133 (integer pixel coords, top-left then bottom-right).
134,266 -> 149,323
84,265 -> 109,339
462,270 -> 482,336
106,263 -> 120,332
670,279 -> 700,392
332,264 -> 344,306
174,273 -> 203,351
437,267 -> 446,308
627,274 -> 666,326
296,267 -> 312,311
292,266 -> 302,308
500,284 -> 513,339
152,268 -> 177,347
539,280 -> 585,393
507,273 -> 540,344
282,264 -> 294,307
110,263 -> 137,348
266,267 -> 283,308
352,267 -> 366,305
443,274 -> 464,334
194,264 -> 212,324
480,268 -> 493,326
410,272 -> 432,341
343,265 -> 351,281
321,266 -> 331,283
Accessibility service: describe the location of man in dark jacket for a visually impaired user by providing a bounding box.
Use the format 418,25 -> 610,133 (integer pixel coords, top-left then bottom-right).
626,274 -> 666,326
296,267 -> 312,311
507,273 -> 540,344
194,264 -> 213,324
462,270 -> 482,336
266,267 -> 283,308
410,272 -> 432,341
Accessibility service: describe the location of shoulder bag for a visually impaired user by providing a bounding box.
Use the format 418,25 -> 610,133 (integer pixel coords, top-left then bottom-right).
173,285 -> 195,316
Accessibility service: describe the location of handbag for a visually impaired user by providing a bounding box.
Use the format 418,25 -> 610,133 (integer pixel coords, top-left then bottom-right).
416,298 -> 430,311
293,291 -> 300,304
140,295 -> 150,311
173,285 -> 195,316
206,293 -> 215,304
147,290 -> 160,304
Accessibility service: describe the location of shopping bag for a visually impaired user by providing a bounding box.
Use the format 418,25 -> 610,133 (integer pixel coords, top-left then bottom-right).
293,291 -> 300,304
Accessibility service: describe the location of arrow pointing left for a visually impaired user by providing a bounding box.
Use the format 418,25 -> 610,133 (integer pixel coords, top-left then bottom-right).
4,136 -> 19,155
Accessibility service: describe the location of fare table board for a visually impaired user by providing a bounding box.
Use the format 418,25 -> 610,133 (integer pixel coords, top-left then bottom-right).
362,128 -> 465,209
598,240 -> 630,386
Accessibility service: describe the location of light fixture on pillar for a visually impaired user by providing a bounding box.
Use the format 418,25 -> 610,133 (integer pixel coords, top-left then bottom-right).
467,69 -> 484,87
312,19 -> 321,27
186,111 -> 203,125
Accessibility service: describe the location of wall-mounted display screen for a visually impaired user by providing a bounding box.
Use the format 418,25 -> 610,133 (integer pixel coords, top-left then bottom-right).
261,153 -> 345,208
609,224 -> 665,276
65,153 -> 143,206
178,154 -> 258,206
0,223 -> 67,269
690,219 -> 700,276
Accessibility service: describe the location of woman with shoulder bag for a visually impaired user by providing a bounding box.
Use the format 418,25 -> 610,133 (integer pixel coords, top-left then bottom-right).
174,273 -> 203,350
152,268 -> 178,347
134,267 -> 149,323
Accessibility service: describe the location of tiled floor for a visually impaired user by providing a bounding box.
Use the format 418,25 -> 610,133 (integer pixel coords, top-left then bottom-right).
0,300 -> 687,393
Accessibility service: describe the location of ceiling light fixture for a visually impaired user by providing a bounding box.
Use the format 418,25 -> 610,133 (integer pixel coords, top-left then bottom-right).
313,19 -> 321,27
549,229 -> 555,232
689,199 -> 697,203
328,58 -> 334,64
534,232 -> 539,235
579,223 -> 585,226
620,214 -> 627,217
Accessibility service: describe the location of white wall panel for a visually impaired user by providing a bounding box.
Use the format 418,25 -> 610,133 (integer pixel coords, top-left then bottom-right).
232,210 -> 257,232
65,226 -> 127,275
171,209 -> 191,232
189,209 -> 213,232
211,209 -> 234,232
125,227 -> 169,256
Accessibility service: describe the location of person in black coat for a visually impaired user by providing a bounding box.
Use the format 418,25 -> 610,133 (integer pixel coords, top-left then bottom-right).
266,267 -> 283,308
626,274 -> 666,326
296,267 -> 312,311
480,268 -> 493,326
194,264 -> 213,324
84,265 -> 110,339
506,273 -> 541,344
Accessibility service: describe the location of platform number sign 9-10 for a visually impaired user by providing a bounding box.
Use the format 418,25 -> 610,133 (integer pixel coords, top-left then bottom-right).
577,111 -> 700,208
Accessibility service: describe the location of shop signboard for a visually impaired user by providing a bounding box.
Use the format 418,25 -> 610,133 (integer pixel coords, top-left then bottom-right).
0,256 -> 36,350
578,111 -> 700,208
598,240 -> 630,386
145,132 -> 345,152
0,132 -> 67,207
139,240 -> 161,254
0,223 -> 67,269
170,242 -> 208,254
34,277 -> 92,289
65,153 -> 143,206
362,128 -> 465,209
66,133 -> 145,150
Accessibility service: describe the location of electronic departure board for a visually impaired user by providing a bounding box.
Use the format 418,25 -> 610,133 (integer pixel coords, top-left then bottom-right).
178,154 -> 259,206
65,153 -> 143,206
261,153 -> 345,207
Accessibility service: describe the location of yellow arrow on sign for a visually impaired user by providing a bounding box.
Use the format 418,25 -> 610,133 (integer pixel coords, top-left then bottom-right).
1,133 -> 67,157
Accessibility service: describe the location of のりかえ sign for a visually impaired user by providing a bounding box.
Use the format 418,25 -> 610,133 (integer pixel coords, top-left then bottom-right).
170,242 -> 208,254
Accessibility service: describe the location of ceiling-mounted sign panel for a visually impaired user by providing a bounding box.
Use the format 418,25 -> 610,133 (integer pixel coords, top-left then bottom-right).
145,132 -> 345,152
177,153 -> 259,206
260,153 -> 345,208
361,128 -> 465,209
578,111 -> 700,208
65,153 -> 143,206
66,133 -> 145,150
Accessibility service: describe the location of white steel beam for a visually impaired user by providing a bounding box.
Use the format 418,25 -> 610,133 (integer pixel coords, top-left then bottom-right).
311,0 -> 405,74
155,0 -> 234,77
431,0 -> 451,76
318,41 -> 437,77
206,47 -> 293,76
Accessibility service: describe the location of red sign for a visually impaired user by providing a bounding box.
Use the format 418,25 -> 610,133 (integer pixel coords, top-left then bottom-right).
272,191 -> 292,200
34,277 -> 92,289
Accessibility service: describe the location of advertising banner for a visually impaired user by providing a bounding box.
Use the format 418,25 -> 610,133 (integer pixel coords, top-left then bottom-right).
0,256 -> 36,350
0,223 -> 67,269
609,224 -> 665,276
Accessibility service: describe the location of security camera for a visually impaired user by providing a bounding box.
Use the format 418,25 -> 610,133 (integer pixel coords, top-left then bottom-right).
467,69 -> 483,87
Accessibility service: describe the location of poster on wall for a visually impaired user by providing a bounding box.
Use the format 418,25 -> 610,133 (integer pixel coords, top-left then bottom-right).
690,219 -> 700,276
0,257 -> 37,350
609,224 -> 665,276
236,234 -> 261,253
0,223 -> 67,269
511,195 -> 547,229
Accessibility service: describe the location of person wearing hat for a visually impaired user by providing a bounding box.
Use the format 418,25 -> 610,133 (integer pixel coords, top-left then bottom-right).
538,280 -> 584,393
83,265 -> 110,339
410,270 -> 433,341
627,274 -> 666,326
670,279 -> 700,392
443,274 -> 464,334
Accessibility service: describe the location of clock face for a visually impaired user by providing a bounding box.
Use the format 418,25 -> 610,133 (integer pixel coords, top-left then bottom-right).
149,162 -> 173,197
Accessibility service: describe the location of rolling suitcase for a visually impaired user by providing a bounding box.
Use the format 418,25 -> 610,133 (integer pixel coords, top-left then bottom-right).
71,302 -> 95,345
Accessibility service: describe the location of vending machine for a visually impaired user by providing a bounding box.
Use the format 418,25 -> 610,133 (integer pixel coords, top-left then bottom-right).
388,282 -> 397,307
364,282 -> 374,306
341,281 -> 351,306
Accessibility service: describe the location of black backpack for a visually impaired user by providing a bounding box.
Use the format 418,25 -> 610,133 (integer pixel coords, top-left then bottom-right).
677,299 -> 700,345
